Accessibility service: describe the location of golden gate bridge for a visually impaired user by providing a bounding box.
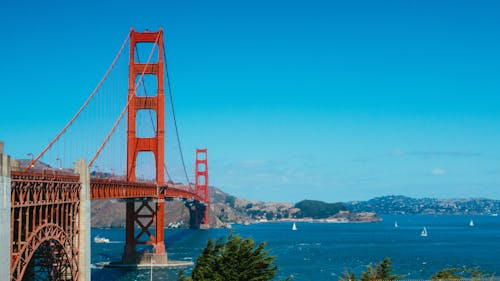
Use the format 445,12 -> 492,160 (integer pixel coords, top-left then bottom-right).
0,28 -> 211,280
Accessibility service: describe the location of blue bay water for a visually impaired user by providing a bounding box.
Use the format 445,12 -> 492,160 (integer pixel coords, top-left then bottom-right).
91,215 -> 500,280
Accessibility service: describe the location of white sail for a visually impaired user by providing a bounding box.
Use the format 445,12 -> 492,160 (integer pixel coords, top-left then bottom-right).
394,221 -> 398,228
469,220 -> 474,227
421,227 -> 428,237
292,222 -> 297,231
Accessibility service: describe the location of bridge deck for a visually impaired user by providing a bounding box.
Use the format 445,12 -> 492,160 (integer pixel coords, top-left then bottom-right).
11,171 -> 204,203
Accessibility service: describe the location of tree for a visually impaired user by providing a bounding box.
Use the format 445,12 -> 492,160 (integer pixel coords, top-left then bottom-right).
375,257 -> 401,280
225,195 -> 236,208
430,268 -> 461,280
360,264 -> 377,281
339,257 -> 402,281
431,266 -> 489,281
266,211 -> 274,220
179,232 -> 290,281
339,270 -> 356,281
340,259 -> 492,281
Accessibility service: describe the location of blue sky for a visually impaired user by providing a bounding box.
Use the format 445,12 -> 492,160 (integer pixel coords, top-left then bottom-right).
1,0 -> 500,202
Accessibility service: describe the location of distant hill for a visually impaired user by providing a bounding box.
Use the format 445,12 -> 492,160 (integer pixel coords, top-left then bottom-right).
347,195 -> 500,215
93,189 -> 500,228
294,200 -> 348,219
91,186 -> 240,228
91,186 -> 297,228
91,187 -> 375,228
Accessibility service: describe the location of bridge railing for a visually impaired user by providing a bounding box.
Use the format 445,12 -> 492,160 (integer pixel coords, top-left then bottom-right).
10,171 -> 206,203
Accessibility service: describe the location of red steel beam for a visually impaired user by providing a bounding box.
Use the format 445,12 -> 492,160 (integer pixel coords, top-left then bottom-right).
90,178 -> 204,202
11,171 -> 204,202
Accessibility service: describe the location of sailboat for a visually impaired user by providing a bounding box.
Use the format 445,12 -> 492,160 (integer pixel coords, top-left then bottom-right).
394,221 -> 399,228
469,219 -> 474,227
421,227 -> 428,237
94,235 -> 110,243
292,222 -> 297,231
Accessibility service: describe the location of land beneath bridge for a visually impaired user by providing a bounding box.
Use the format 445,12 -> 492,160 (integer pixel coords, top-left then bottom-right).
91,186 -> 381,228
92,188 -> 500,228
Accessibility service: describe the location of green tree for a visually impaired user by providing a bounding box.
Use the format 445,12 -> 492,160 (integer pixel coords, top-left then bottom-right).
339,257 -> 402,281
339,270 -> 356,281
431,268 -> 461,280
266,211 -> 274,220
360,264 -> 377,281
179,232 -> 290,281
431,266 -> 490,281
225,195 -> 236,208
375,257 -> 401,280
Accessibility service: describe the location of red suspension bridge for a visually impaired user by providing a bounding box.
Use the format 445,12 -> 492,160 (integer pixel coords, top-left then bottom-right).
0,28 -> 211,280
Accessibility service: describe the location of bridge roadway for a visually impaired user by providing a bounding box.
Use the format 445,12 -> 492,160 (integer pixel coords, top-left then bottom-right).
7,168 -> 207,281
11,171 -> 204,202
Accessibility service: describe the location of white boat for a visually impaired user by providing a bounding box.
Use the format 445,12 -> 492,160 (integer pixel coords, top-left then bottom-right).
421,227 -> 428,237
94,236 -> 110,243
469,219 -> 474,227
394,221 -> 398,228
292,222 -> 297,231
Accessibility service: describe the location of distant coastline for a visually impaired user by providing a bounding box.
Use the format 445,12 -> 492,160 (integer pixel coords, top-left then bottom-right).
235,211 -> 382,225
347,195 -> 500,216
91,188 -> 500,228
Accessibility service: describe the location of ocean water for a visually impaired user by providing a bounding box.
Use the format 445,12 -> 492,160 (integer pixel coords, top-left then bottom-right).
91,215 -> 500,280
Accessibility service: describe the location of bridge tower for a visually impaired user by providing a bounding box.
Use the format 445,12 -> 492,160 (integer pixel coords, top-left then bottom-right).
124,28 -> 166,264
195,148 -> 210,228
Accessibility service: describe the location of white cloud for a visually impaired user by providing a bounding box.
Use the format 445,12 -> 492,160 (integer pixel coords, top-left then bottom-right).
431,168 -> 447,176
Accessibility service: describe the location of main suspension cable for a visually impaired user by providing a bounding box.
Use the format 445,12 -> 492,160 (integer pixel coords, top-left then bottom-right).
89,33 -> 161,167
162,40 -> 193,189
26,31 -> 131,171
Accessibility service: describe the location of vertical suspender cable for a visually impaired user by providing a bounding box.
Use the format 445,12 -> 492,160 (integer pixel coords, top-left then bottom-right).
89,34 -> 161,167
162,40 -> 192,189
26,31 -> 131,171
134,46 -> 172,181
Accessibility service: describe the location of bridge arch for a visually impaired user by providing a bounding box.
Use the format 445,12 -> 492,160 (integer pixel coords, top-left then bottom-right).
11,223 -> 78,281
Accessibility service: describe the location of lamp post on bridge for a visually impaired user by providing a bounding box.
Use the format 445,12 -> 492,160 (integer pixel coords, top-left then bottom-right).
55,157 -> 62,171
26,153 -> 34,169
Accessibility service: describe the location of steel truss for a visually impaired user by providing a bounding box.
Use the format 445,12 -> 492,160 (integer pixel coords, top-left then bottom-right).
10,172 -> 80,281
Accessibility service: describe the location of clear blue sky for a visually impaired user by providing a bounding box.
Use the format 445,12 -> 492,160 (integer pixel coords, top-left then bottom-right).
1,0 -> 500,202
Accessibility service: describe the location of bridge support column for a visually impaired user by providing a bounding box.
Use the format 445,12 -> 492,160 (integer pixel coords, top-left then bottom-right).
188,203 -> 208,229
123,201 -> 136,263
75,159 -> 91,281
0,142 -> 11,278
123,199 -> 167,264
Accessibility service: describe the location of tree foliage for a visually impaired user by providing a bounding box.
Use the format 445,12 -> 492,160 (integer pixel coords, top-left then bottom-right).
431,266 -> 488,281
339,259 -> 492,281
179,232 -> 289,281
339,257 -> 403,281
225,195 -> 236,208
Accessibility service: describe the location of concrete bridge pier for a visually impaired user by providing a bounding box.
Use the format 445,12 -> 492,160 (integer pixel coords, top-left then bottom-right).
0,141 -> 11,278
187,201 -> 209,229
75,159 -> 91,281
